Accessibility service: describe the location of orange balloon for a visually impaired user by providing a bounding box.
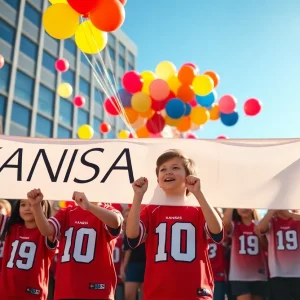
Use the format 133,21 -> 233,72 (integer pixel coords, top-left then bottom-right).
178,65 -> 196,85
136,126 -> 150,138
176,116 -> 191,132
204,71 -> 220,88
89,0 -> 125,32
165,115 -> 182,126
124,107 -> 138,124
139,109 -> 154,119
177,84 -> 195,103
209,103 -> 220,120
131,116 -> 145,129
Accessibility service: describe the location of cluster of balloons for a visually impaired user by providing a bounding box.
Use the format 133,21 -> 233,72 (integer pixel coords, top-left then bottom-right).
44,0 -> 126,54
0,55 -> 4,69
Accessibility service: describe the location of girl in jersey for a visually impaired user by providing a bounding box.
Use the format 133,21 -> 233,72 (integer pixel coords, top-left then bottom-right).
258,209 -> 300,300
224,209 -> 267,300
0,192 -> 56,300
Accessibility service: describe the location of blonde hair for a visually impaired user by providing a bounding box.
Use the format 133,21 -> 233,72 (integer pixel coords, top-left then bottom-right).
0,199 -> 11,216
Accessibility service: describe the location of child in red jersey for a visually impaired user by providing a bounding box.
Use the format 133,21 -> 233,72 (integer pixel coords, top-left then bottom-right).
0,192 -> 55,300
30,188 -> 123,300
126,149 -> 224,300
258,209 -> 300,300
224,209 -> 267,300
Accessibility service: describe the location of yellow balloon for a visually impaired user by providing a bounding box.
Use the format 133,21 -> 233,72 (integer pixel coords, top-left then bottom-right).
167,75 -> 181,94
49,0 -> 67,4
58,82 -> 73,98
192,75 -> 214,96
165,116 -> 182,126
43,4 -> 79,40
155,61 -> 176,81
141,70 -> 157,82
131,92 -> 152,113
118,130 -> 130,139
77,124 -> 94,139
190,106 -> 209,125
75,20 -> 108,54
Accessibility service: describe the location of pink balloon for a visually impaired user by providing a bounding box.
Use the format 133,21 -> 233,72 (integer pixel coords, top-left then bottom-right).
218,95 -> 237,114
55,58 -> 69,72
182,63 -> 199,73
244,98 -> 262,116
217,136 -> 228,139
0,55 -> 4,69
187,133 -> 197,139
150,133 -> 162,138
122,71 -> 143,93
190,98 -> 197,107
73,96 -> 85,107
129,133 -> 134,138
149,79 -> 170,101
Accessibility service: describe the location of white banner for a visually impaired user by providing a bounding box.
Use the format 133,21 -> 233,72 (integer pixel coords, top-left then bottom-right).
0,136 -> 300,209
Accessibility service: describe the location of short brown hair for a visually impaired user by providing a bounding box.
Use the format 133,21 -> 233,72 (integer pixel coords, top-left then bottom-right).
233,209 -> 260,222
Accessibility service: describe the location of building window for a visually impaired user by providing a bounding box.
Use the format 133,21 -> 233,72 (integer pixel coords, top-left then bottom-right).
128,64 -> 134,71
36,115 -> 53,137
42,51 -> 56,72
108,70 -> 114,83
0,63 -> 11,93
59,98 -> 73,127
58,125 -> 72,138
118,77 -> 122,89
93,117 -> 101,132
0,95 -> 7,132
128,52 -> 135,65
108,33 -> 116,46
119,56 -> 125,69
77,109 -> 89,127
94,88 -> 104,104
0,20 -> 15,45
106,129 -> 116,139
20,35 -> 38,60
80,77 -> 90,95
38,85 -> 55,116
119,42 -> 126,56
11,102 -> 31,133
4,0 -> 19,9
62,70 -> 75,86
24,3 -> 41,27
64,39 -> 76,55
81,53 -> 92,67
15,70 -> 34,105
108,46 -> 115,61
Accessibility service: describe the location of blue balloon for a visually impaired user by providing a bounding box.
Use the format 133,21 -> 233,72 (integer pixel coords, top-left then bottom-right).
220,112 -> 239,126
184,103 -> 191,116
165,98 -> 185,119
196,90 -> 217,108
118,88 -> 132,107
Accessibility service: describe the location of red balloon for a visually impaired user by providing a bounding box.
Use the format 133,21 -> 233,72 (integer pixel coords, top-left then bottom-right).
129,133 -> 134,138
146,113 -> 165,134
244,98 -> 262,116
182,63 -> 199,73
187,133 -> 197,139
122,71 -> 142,93
104,97 -> 120,116
151,98 -> 168,112
67,0 -> 98,14
55,58 -> 69,72
119,0 -> 127,5
90,0 -> 125,32
99,122 -> 111,134
73,96 -> 85,107
217,136 -> 228,139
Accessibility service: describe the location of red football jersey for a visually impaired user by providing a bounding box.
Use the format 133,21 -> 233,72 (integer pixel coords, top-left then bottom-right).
0,216 -> 56,300
113,234 -> 124,284
133,205 -> 221,300
0,214 -> 8,273
229,220 -> 267,281
266,216 -> 300,277
49,204 -> 122,300
208,239 -> 226,282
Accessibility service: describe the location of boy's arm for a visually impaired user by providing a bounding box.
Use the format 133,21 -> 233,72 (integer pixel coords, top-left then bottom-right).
258,210 -> 275,234
126,194 -> 143,239
31,203 -> 55,237
223,208 -> 234,235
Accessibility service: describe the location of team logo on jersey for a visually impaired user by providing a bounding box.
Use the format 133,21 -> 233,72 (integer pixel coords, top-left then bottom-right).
197,288 -> 212,296
75,221 -> 89,225
89,283 -> 106,290
26,287 -> 41,295
166,216 -> 182,220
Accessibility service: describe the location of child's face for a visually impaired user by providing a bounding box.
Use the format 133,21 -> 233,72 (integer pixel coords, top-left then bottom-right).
157,157 -> 187,194
19,199 -> 35,223
237,209 -> 253,219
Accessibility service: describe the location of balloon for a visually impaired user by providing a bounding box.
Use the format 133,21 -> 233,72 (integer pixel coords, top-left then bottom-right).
49,0 -> 67,3
139,109 -> 155,119
0,55 -> 4,69
118,130 -> 130,139
43,4 -> 79,39
244,98 -> 262,116
184,103 -> 192,116
209,104 -> 220,121
99,122 -> 111,134
73,95 -> 85,107
146,113 -> 165,134
136,126 -> 150,138
178,65 -> 196,85
176,117 -> 191,133
119,0 -> 127,5
165,99 -> 186,119
220,112 -> 239,126
187,133 -> 197,139
204,71 -> 220,88
75,20 -> 107,54
132,116 -> 145,129
177,84 -> 195,103
196,90 -> 217,108
190,106 -> 209,125
141,70 -> 156,82
77,124 -> 94,139
149,79 -> 170,101
118,88 -> 132,107
152,98 -> 168,112
122,71 -> 143,94
182,63 -> 199,73
90,0 -> 125,32
124,107 -> 139,124
165,115 -> 182,126
58,83 -> 73,98
167,75 -> 181,94
104,97 -> 120,116
217,136 -> 228,139
55,58 -> 69,72
192,75 -> 214,96
190,98 -> 197,107
131,92 -> 152,113
150,133 -> 162,138
218,95 -> 237,114
67,0 -> 98,14
155,61 -> 176,81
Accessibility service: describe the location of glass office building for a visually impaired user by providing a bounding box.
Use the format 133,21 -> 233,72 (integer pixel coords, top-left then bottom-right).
0,0 -> 137,139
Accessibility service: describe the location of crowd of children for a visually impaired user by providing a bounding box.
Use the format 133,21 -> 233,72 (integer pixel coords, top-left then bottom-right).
0,149 -> 299,300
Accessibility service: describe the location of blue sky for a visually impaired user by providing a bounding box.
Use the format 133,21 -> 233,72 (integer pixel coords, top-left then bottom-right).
121,0 -> 300,139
